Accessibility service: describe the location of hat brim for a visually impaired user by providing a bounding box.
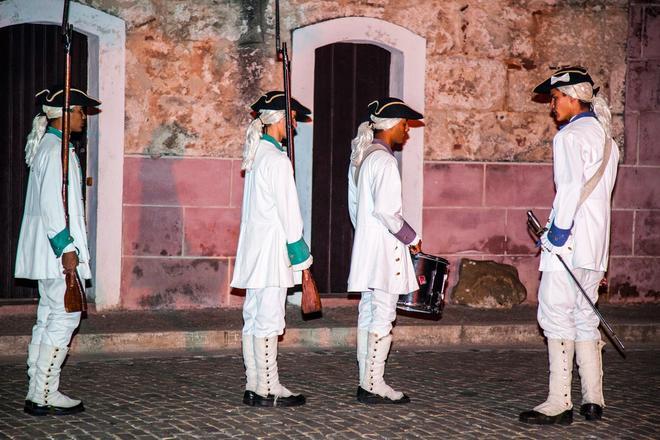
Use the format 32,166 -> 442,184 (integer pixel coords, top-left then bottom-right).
36,88 -> 101,107
532,79 -> 553,95
373,102 -> 423,120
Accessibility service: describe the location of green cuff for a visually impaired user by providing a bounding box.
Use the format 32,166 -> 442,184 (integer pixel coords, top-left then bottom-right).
287,237 -> 310,266
49,228 -> 74,258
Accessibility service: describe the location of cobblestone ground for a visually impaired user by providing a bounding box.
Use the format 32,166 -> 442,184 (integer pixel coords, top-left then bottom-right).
0,347 -> 657,439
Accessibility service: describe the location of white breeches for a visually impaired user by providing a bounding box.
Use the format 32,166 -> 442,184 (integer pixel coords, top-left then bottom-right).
357,289 -> 399,336
537,269 -> 603,341
242,287 -> 288,338
30,279 -> 82,348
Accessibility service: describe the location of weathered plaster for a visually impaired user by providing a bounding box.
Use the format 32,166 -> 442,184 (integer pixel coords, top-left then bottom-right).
76,0 -> 628,161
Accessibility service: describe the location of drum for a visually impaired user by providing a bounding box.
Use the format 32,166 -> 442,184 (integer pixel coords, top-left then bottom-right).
397,252 -> 449,318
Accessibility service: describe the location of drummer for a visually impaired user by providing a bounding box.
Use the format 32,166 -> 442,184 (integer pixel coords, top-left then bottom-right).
347,97 -> 424,404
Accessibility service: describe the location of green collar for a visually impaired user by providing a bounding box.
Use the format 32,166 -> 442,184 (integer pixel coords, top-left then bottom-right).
46,127 -> 74,148
262,133 -> 285,152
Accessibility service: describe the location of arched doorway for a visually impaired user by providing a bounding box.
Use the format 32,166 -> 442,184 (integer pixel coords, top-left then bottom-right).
0,0 -> 125,310
292,17 -> 426,294
311,42 -> 391,293
0,23 -> 88,302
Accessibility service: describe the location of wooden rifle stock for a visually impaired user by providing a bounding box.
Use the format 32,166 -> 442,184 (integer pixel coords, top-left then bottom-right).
61,0 -> 86,313
64,271 -> 87,313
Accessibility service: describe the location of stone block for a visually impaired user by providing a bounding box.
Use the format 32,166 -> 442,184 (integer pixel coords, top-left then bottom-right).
184,207 -> 241,257
609,62 -> 627,114
501,255 -> 541,304
533,4 -> 627,76
423,3 -> 462,55
231,159 -> 244,208
423,208 -> 506,254
459,2 -> 535,60
123,157 -> 232,206
423,163 -> 484,207
612,114 -> 625,154
452,259 -> 527,308
122,206 -> 183,257
638,112 -> 660,165
613,166 -> 660,209
643,6 -> 660,59
626,62 -> 660,112
485,164 -> 554,207
425,110 -> 555,161
635,210 -> 660,256
627,4 -> 643,59
507,68 -> 547,113
121,257 -> 229,310
623,111 -> 638,165
610,210 -> 634,256
426,57 -> 507,111
606,257 -> 660,303
505,208 -> 552,256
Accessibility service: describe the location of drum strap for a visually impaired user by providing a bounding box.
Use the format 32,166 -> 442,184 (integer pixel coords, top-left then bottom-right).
353,144 -> 391,185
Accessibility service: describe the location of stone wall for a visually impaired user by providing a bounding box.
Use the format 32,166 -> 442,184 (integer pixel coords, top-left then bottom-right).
73,0 -> 659,308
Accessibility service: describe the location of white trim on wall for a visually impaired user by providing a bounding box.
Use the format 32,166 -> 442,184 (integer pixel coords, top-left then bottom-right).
291,17 -> 426,243
1,0 -> 125,310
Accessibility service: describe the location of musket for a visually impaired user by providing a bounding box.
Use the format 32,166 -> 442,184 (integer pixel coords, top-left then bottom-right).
280,43 -> 295,173
61,0 -> 87,313
527,210 -> 624,355
275,1 -> 320,314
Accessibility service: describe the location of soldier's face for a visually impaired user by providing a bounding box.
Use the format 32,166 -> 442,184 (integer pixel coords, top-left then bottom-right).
550,89 -> 575,123
70,106 -> 86,133
392,119 -> 410,145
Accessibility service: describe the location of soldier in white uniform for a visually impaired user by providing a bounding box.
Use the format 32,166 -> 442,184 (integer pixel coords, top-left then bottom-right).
520,67 -> 619,425
231,91 -> 313,407
16,86 -> 101,416
347,98 -> 423,404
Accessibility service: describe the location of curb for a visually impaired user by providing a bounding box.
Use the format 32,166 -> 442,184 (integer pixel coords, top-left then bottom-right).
0,323 -> 655,356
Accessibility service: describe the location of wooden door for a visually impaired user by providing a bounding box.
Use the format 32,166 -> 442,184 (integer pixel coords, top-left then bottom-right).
0,24 -> 87,302
311,43 -> 390,294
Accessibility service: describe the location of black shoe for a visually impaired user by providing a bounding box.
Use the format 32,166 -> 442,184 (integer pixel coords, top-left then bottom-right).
519,409 -> 573,425
253,393 -> 306,407
24,400 -> 85,416
242,390 -> 258,406
579,403 -> 603,421
356,386 -> 410,404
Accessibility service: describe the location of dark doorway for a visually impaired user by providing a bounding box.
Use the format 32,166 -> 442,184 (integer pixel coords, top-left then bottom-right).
311,43 -> 391,294
0,23 -> 88,302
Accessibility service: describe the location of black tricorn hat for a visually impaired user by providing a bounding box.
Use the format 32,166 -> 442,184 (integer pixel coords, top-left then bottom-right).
250,91 -> 311,121
533,66 -> 596,95
366,97 -> 423,120
35,85 -> 101,107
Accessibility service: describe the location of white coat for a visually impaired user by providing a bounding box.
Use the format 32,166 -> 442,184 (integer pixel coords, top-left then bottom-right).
231,137 -> 312,289
15,130 -> 91,280
540,115 -> 619,272
347,144 -> 418,295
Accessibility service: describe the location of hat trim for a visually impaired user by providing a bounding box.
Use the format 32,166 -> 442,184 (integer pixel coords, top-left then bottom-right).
553,69 -> 589,76
35,88 -> 94,103
372,100 -> 407,116
264,93 -> 285,104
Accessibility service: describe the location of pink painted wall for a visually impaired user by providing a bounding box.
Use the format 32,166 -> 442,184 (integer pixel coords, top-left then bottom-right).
118,2 -> 659,310
121,157 -> 243,309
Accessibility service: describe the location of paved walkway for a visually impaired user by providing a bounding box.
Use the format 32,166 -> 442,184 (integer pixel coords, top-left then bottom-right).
0,346 -> 657,439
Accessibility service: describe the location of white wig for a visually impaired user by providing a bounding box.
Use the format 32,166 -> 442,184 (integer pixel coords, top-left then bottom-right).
558,83 -> 612,138
350,116 -> 402,167
24,105 -> 65,167
241,109 -> 286,171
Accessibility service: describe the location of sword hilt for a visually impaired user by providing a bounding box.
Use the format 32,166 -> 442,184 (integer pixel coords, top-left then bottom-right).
526,210 -> 546,238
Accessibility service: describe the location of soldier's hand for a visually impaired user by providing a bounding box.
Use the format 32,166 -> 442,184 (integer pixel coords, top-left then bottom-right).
409,240 -> 422,255
62,251 -> 79,273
